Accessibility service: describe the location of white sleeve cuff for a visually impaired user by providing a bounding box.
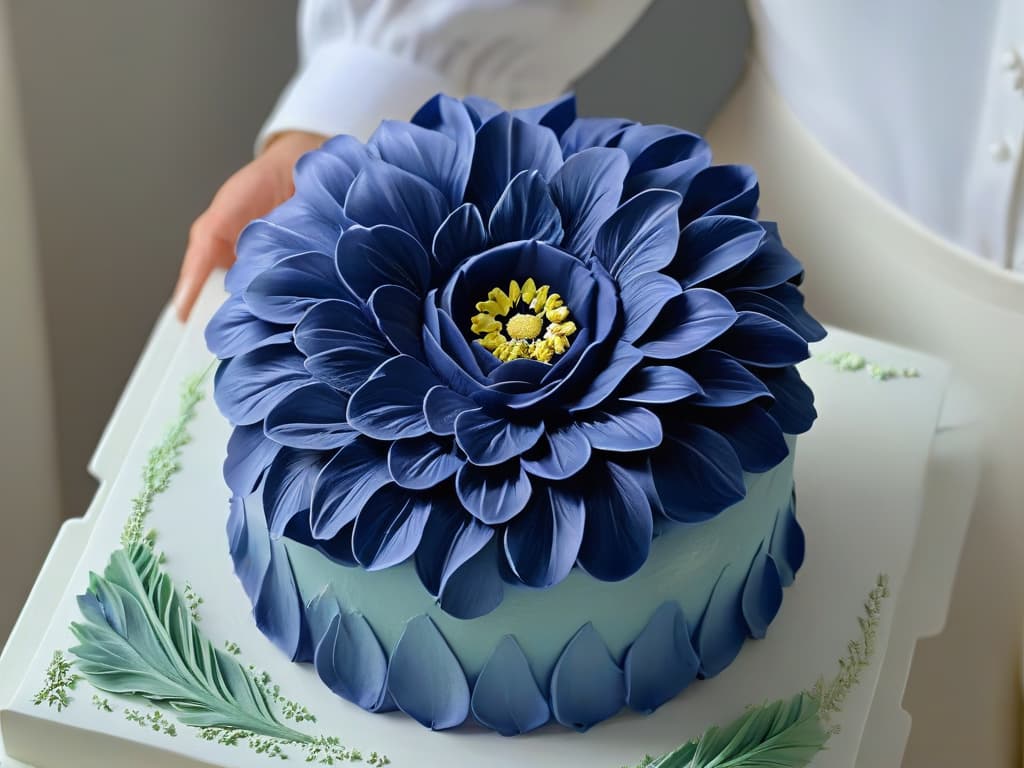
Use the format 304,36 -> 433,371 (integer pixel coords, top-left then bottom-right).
257,43 -> 457,153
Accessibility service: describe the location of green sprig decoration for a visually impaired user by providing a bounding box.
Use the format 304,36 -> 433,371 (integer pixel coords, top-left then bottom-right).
817,351 -> 920,381
91,694 -> 113,712
125,707 -> 178,737
33,651 -> 80,711
623,574 -> 891,768
809,573 -> 890,728
120,366 -> 209,548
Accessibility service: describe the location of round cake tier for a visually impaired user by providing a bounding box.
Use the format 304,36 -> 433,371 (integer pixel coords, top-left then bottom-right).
228,437 -> 804,735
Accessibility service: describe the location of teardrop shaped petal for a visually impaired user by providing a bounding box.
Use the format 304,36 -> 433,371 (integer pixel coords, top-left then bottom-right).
550,623 -> 624,731
623,602 -> 699,713
386,615 -> 470,730
456,460 -> 531,525
471,636 -> 550,735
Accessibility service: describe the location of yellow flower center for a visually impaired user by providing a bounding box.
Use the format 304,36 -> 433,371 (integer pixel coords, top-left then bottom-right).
506,313 -> 543,340
470,277 -> 577,363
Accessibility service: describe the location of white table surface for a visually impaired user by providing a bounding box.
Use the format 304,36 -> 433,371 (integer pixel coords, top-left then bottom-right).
0,278 -> 981,767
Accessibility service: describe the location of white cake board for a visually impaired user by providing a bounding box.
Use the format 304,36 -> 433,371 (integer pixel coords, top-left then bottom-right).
0,277 -> 980,768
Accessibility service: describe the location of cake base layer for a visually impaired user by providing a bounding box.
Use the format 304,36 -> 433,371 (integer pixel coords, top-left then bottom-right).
231,438 -> 802,733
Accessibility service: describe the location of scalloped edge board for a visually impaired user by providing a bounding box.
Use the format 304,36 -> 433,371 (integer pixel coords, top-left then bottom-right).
0,275 -> 976,768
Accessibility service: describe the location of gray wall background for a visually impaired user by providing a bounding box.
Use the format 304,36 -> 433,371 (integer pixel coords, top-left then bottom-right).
8,0 -> 750,520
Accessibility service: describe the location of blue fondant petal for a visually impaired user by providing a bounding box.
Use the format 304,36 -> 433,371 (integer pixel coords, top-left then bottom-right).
730,284 -> 827,343
411,93 -> 476,189
695,565 -> 747,678
504,481 -> 585,588
623,131 -> 712,199
680,164 -> 759,223
566,342 -> 644,413
263,447 -> 325,538
303,588 -> 341,640
471,635 -> 550,735
729,230 -> 804,290
214,345 -> 310,426
549,146 -> 630,255
576,405 -> 663,452
244,251 -> 347,324
638,288 -> 737,361
466,113 -> 563,216
689,350 -> 773,408
205,292 -> 291,359
414,497 -> 494,597
345,160 -> 449,247
432,203 -> 488,274
347,355 -> 437,440
770,494 -> 805,586
352,485 -> 430,570
336,224 -> 431,301
227,218 -> 331,294
314,611 -> 391,711
456,460 -> 531,525
255,535 -> 313,662
761,365 -> 817,434
369,119 -> 464,205
435,538 -> 505,619
228,496 -> 270,604
700,404 -> 789,474
423,385 -> 476,436
224,423 -> 281,495
488,170 -> 563,244
369,284 -> 424,357
454,408 -> 544,466
594,189 -> 682,284
512,92 -> 577,136
623,602 -> 699,713
674,215 -> 765,288
520,421 -> 591,480
559,116 -> 632,156
620,365 -> 704,405
294,298 -> 389,359
619,272 -> 683,343
550,623 -> 624,731
577,460 -> 653,581
310,437 -> 392,539
742,544 -> 784,639
264,382 -> 356,450
713,311 -> 810,368
651,424 -> 745,523
386,615 -> 470,730
388,434 -> 461,490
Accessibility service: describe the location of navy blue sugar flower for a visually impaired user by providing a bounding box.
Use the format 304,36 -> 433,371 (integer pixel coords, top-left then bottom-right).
207,93 -> 824,620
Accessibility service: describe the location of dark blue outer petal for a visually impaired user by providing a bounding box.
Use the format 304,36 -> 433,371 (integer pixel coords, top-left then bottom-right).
264,382 -> 355,451
512,92 -> 577,137
214,344 -> 310,426
770,493 -> 805,585
503,480 -> 585,588
712,311 -> 810,368
386,615 -> 470,730
638,288 -> 737,361
263,447 -> 325,538
352,485 -> 431,571
369,120 -> 466,206
227,218 -> 332,295
623,130 -> 712,199
335,224 -> 431,301
411,93 -> 476,186
728,284 -> 827,343
680,164 -> 760,224
347,355 -> 437,440
454,409 -> 544,466
672,215 -> 766,289
456,460 -> 531,525
488,170 -> 563,245
577,460 -> 653,581
760,365 -> 817,435
244,251 -> 348,324
471,635 -> 550,735
205,292 -> 290,360
432,203 -> 488,274
344,160 -> 449,248
549,146 -> 629,256
550,623 -> 624,731
310,436 -> 391,540
388,434 -> 461,489
224,423 -> 281,496
466,112 -> 563,216
651,424 -> 746,523
623,602 -> 699,713
594,189 -> 682,285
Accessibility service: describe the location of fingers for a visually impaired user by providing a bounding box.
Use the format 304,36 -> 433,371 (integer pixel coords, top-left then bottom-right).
174,215 -> 235,322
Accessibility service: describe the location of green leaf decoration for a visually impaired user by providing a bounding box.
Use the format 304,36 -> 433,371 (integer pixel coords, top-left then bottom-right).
70,542 -> 302,742
643,693 -> 827,768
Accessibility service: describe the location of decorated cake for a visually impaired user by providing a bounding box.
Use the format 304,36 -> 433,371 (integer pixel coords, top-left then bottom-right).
205,93 -> 825,735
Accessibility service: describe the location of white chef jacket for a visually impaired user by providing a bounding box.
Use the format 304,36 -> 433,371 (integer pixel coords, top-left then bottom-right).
260,0 -> 1024,273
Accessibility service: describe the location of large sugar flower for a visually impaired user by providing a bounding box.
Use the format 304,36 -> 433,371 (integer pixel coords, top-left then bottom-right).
208,94 -> 825,620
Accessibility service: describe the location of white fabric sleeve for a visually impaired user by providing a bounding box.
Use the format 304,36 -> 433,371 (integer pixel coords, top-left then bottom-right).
257,0 -> 655,151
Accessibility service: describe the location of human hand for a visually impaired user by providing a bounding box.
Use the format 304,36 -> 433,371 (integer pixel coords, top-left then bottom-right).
173,130 -> 327,322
